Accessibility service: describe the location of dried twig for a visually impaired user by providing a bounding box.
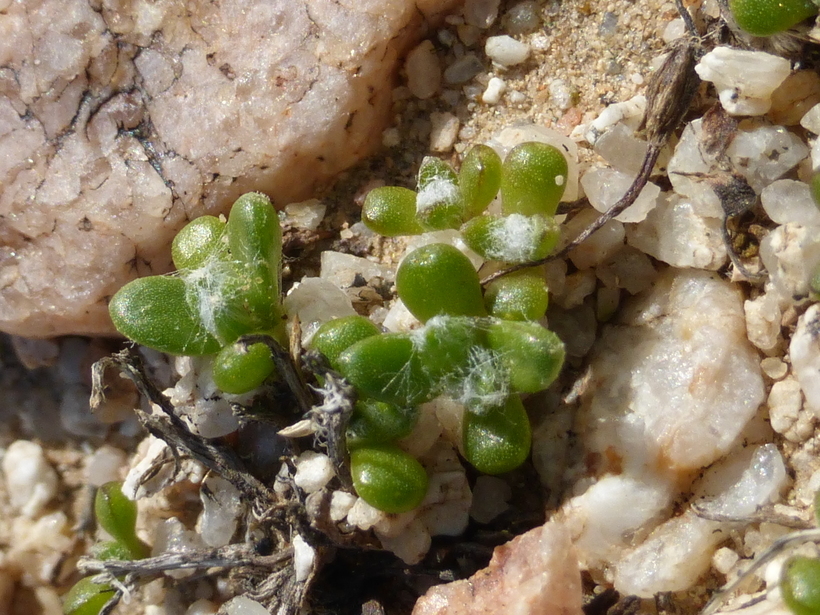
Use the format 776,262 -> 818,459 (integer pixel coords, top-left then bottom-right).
92,350 -> 275,509
78,544 -> 293,578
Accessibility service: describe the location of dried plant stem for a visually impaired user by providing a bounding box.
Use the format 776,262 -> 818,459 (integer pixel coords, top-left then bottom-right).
92,350 -> 275,507
78,544 -> 293,578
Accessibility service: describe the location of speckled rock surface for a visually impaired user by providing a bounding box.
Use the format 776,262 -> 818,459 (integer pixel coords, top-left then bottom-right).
0,0 -> 458,338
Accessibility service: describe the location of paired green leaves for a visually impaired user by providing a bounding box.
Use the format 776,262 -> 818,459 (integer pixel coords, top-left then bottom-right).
361,142 -> 566,241
110,192 -> 283,372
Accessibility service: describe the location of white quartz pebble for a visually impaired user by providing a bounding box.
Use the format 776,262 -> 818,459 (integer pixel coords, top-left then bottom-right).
2,440 -> 58,518
293,451 -> 335,494
485,35 -> 530,67
198,475 -> 243,547
223,596 -> 270,615
695,47 -> 790,115
481,76 -> 507,104
292,534 -> 316,582
761,179 -> 820,227
626,194 -> 726,270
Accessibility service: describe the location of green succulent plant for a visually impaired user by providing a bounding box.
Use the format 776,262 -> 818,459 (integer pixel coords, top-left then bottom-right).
108,142 -> 568,515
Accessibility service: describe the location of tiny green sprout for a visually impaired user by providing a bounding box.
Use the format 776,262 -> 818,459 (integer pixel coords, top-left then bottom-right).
336,332 -> 436,406
350,443 -> 429,513
782,556 -> 820,615
94,481 -> 148,559
486,320 -> 565,393
415,156 -> 464,230
728,0 -> 817,36
459,144 -> 503,219
63,577 -> 118,615
501,141 -> 568,217
346,399 -> 420,447
484,268 -> 549,321
212,342 -> 276,395
109,275 -> 222,356
396,243 -> 486,322
309,315 -> 382,370
461,213 -> 560,263
362,186 -> 425,237
463,395 -> 531,475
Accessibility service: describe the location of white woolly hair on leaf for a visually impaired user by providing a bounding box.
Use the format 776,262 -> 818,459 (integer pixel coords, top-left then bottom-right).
485,213 -> 543,262
455,345 -> 509,415
416,177 -> 460,213
180,253 -> 245,344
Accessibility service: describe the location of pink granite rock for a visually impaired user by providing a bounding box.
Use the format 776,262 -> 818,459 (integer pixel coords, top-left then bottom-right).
412,521 -> 584,615
0,0 -> 458,338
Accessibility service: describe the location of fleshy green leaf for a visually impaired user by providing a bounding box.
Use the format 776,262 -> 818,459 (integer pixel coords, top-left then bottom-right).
460,144 -> 503,219
225,192 -> 283,332
396,243 -> 486,322
309,315 -> 382,371
362,187 -> 425,236
781,556 -> 820,615
728,0 -> 817,36
94,482 -> 147,559
501,142 -> 568,216
109,275 -> 221,356
212,342 -> 276,394
350,444 -> 428,513
463,395 -> 531,475
486,320 -> 565,393
171,215 -> 227,271
62,576 -> 117,615
346,399 -> 420,448
336,333 -> 437,406
415,156 -> 464,230
461,213 -> 560,263
484,268 -> 549,321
